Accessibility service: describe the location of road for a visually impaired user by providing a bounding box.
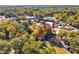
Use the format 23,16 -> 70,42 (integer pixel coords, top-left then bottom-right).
49,38 -> 71,54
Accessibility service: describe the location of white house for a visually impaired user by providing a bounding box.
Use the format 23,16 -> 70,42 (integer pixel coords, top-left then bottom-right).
0,15 -> 5,20
6,17 -> 16,21
26,16 -> 36,19
44,16 -> 53,20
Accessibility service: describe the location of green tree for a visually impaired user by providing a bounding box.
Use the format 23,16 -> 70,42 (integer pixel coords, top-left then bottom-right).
0,39 -> 11,54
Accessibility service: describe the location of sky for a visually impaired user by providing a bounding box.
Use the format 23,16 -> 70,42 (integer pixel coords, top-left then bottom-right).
0,0 -> 79,5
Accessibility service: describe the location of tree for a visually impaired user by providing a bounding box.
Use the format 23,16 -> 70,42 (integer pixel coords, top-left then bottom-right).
72,20 -> 79,28
58,29 -> 67,37
23,40 -> 56,54
66,31 -> 79,53
22,41 -> 42,54
10,33 -> 28,54
0,39 -> 11,54
66,16 -> 75,25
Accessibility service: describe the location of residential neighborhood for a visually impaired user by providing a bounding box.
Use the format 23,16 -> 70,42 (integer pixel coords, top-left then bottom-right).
0,5 -> 79,54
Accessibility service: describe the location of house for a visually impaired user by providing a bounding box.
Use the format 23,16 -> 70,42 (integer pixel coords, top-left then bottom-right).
44,19 -> 54,26
26,16 -> 36,19
6,17 -> 16,21
44,16 -> 53,20
44,17 -> 55,26
0,15 -> 5,20
51,27 -> 60,34
57,21 -> 65,28
26,16 -> 39,22
58,21 -> 65,26
17,15 -> 26,20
